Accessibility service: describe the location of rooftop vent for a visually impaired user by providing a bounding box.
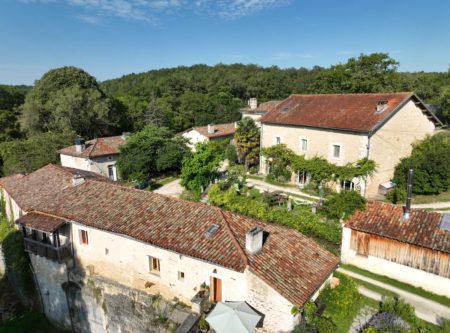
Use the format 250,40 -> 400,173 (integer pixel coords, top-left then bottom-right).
205,224 -> 220,238
207,124 -> 215,134
72,174 -> 86,187
249,98 -> 257,110
245,226 -> 264,254
74,137 -> 85,153
376,100 -> 388,113
440,214 -> 450,232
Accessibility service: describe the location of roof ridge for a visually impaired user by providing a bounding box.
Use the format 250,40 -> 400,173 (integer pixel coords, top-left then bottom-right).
289,92 -> 413,97
28,210 -> 68,221
217,208 -> 249,268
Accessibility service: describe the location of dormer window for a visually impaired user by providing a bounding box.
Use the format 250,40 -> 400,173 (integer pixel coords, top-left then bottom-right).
376,100 -> 388,113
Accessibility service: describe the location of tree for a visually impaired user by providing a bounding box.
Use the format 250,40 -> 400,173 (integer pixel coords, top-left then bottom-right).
234,118 -> 260,169
144,94 -> 168,127
438,85 -> 450,124
20,66 -> 122,138
0,110 -> 21,143
261,144 -> 295,182
116,125 -> 189,182
322,190 -> 366,220
391,132 -> 450,196
312,53 -> 400,93
180,142 -> 224,193
0,132 -> 74,176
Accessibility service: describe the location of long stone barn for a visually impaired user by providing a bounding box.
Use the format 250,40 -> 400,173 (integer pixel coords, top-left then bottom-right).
341,201 -> 450,297
0,164 -> 339,333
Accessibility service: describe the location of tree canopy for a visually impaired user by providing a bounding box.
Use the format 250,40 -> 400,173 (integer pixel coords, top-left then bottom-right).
234,117 -> 260,169
20,66 -> 122,138
116,125 -> 189,183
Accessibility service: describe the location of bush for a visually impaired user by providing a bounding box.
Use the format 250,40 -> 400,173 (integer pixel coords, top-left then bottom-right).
391,133 -> 450,195
322,190 -> 366,220
386,186 -> 406,204
179,190 -> 201,202
224,144 -> 237,165
379,297 -> 417,326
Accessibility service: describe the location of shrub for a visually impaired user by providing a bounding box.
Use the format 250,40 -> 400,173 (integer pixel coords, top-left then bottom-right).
386,186 -> 406,204
224,144 -> 237,165
179,190 -> 201,202
379,297 -> 417,326
322,190 -> 366,220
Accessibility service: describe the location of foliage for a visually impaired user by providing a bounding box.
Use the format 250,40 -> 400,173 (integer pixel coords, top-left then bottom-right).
20,66 -> 122,138
311,53 -> 400,93
322,190 -> 366,220
144,94 -> 168,127
437,85 -> 450,124
116,125 -> 189,181
180,142 -> 224,194
0,311 -> 62,333
234,117 -> 260,169
261,144 -> 295,183
391,133 -> 450,196
379,297 -> 417,326
0,109 -> 22,143
179,189 -> 201,202
208,184 -> 342,248
386,186 -> 407,204
0,132 -> 74,176
222,165 -> 247,189
224,144 -> 238,165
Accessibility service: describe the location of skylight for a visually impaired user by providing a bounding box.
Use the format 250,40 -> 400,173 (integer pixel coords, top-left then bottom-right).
440,214 -> 450,232
205,224 -> 220,238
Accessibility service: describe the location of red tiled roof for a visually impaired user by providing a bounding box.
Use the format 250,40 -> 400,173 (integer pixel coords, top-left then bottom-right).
240,101 -> 282,115
346,201 -> 450,253
1,164 -> 339,307
259,92 -> 436,132
17,212 -> 67,233
58,135 -> 125,158
0,164 -> 115,211
191,123 -> 236,139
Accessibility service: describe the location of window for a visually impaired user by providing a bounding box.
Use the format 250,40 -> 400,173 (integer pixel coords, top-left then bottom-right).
107,165 -> 115,180
178,271 -> 185,281
149,257 -> 160,274
340,180 -> 355,191
79,229 -> 89,246
275,136 -> 281,145
333,144 -> 341,158
300,139 -> 308,152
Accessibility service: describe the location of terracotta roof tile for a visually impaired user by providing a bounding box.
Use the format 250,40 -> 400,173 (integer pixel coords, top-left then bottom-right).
1,164 -> 339,307
240,101 -> 282,115
346,201 -> 450,253
191,122 -> 236,139
260,92 -> 420,132
17,212 -> 67,233
58,135 -> 125,158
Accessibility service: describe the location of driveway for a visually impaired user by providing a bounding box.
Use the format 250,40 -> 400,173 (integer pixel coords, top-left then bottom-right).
153,179 -> 184,198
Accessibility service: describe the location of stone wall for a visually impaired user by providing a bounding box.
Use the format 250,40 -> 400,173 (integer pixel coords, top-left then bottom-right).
29,254 -> 196,333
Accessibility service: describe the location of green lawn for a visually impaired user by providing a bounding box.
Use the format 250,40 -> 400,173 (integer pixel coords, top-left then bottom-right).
341,264 -> 450,308
412,191 -> 450,204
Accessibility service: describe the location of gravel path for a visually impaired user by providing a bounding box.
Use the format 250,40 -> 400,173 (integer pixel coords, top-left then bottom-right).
338,268 -> 450,325
245,178 -> 319,202
348,306 -> 378,333
153,179 -> 183,198
411,202 -> 450,210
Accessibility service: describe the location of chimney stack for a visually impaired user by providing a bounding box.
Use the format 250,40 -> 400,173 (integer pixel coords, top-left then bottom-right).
246,227 -> 264,254
249,98 -> 257,110
121,132 -> 130,140
207,124 -> 215,134
404,168 -> 414,219
72,174 -> 86,187
74,137 -> 85,153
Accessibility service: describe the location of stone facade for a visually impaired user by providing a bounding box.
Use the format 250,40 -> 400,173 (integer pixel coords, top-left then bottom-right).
260,99 -> 437,198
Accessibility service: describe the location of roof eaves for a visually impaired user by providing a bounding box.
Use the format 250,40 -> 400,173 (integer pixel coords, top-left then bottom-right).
261,121 -> 370,134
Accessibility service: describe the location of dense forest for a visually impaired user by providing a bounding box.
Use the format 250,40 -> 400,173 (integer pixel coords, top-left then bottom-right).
0,53 -> 449,176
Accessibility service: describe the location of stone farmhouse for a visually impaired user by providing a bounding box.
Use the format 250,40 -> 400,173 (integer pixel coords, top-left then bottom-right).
341,201 -> 450,297
240,98 -> 281,127
0,164 -> 339,332
181,122 -> 237,150
59,134 -> 127,181
258,92 -> 443,198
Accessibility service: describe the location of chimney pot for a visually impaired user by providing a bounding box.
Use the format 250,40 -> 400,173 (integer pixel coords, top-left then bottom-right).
207,124 -> 215,134
249,98 -> 257,110
72,174 -> 85,187
246,227 -> 264,254
74,137 -> 85,153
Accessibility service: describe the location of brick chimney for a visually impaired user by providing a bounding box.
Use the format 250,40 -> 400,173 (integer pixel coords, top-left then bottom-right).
74,137 -> 85,153
249,98 -> 257,110
246,227 -> 264,254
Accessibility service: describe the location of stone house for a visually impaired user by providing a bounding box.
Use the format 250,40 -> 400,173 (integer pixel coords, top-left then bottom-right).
341,201 -> 450,297
181,122 -> 237,150
259,92 -> 443,198
240,98 -> 281,127
0,164 -> 339,332
59,134 -> 127,181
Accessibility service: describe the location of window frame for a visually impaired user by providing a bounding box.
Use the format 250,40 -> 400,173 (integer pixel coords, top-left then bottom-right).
149,256 -> 161,275
332,144 -> 341,159
78,228 -> 90,247
274,136 -> 281,145
178,271 -> 185,282
300,138 -> 308,152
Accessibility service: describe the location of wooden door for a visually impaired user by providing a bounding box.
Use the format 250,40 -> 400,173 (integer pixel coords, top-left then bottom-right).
213,277 -> 222,303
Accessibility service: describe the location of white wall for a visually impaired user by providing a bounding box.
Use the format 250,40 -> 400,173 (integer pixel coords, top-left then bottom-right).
60,154 -> 118,180
341,227 -> 450,297
70,222 -> 300,332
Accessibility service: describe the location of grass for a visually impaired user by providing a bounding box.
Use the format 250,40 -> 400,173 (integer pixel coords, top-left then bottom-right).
341,264 -> 450,308
246,174 -> 263,180
351,276 -> 399,298
0,311 -> 64,333
147,176 -> 178,191
412,191 -> 450,204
